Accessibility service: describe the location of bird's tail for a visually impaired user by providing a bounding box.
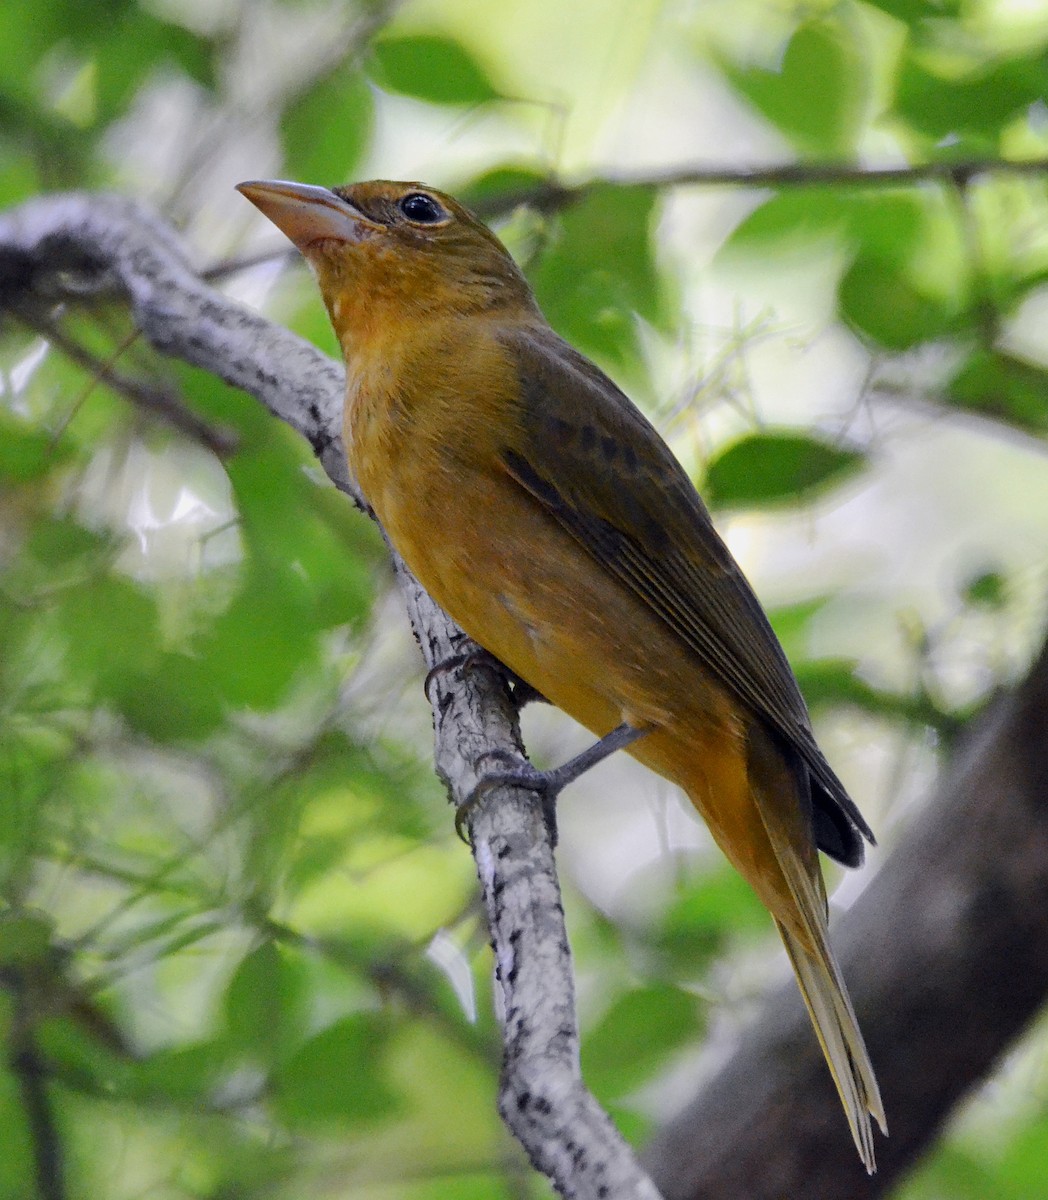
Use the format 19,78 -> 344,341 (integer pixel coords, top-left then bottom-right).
775,913 -> 886,1173
740,724 -> 886,1172
682,723 -> 886,1167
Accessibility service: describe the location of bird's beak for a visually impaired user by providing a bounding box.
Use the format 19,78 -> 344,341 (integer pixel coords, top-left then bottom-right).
236,179 -> 377,250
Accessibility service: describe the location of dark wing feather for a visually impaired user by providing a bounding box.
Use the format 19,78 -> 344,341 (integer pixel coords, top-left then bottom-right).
498,323 -> 873,859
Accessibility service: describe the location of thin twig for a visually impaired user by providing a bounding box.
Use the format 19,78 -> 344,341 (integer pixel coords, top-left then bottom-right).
473,155 -> 1048,218
201,157 -> 1048,283
201,245 -> 297,282
262,916 -> 500,1064
11,304 -> 238,457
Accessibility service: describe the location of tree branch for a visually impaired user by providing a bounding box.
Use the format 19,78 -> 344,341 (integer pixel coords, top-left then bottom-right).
0,192 -> 662,1200
642,633 -> 1048,1198
472,155 -> 1048,219
7,972 -> 66,1200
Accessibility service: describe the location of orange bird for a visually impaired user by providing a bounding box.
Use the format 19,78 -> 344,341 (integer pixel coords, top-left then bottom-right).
237,177 -> 886,1167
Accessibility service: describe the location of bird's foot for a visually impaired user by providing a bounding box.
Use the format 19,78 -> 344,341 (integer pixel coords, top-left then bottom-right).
456,722 -> 648,845
423,648 -> 548,708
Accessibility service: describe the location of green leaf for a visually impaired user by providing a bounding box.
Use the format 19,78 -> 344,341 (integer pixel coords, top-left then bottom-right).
274,1013 -> 400,1128
24,517 -> 109,570
834,188 -> 972,349
36,1002 -> 134,1092
722,189 -> 926,265
794,658 -> 874,711
456,164 -> 550,215
0,716 -> 73,876
894,1142 -> 1008,1200
529,184 -> 665,367
862,0 -> 959,22
995,1113 -> 1048,1198
281,69 -> 373,186
962,568 -> 1007,610
842,193 -> 928,261
946,350 -> 1048,436
0,910 -> 54,965
604,1103 -> 653,1149
224,940 -> 310,1061
894,50 -> 1048,142
0,0 -> 120,90
0,92 -> 84,193
197,563 -> 320,708
8,2 -> 216,130
768,598 -> 831,661
721,187 -> 855,256
89,11 -> 214,124
272,735 -> 432,884
117,569 -> 324,737
369,34 -> 501,105
0,1070 -> 34,1198
723,21 -> 867,155
794,659 -> 962,734
838,249 -> 964,349
127,1039 -> 228,1104
108,374 -> 377,738
583,984 -> 703,1097
656,868 -> 770,973
704,431 -> 865,509
58,575 -> 160,701
400,1178 -> 515,1200
184,369 -> 376,615
0,412 -> 72,482
117,649 -> 224,740
220,417 -> 376,629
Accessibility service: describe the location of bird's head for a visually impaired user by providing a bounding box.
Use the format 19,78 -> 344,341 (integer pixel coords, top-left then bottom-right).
236,178 -> 536,343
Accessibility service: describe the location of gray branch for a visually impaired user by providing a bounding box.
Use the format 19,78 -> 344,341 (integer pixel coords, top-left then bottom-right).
0,192 -> 661,1200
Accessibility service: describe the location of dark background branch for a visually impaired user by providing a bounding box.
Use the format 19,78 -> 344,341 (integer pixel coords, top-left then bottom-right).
643,631 -> 1048,1197
472,156 -> 1048,219
8,975 -> 66,1200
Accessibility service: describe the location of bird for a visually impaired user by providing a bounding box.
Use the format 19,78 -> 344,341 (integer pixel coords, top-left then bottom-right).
236,176 -> 886,1169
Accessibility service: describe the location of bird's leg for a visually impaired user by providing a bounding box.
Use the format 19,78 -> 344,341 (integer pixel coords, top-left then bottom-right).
523,721 -> 649,793
457,722 -> 648,844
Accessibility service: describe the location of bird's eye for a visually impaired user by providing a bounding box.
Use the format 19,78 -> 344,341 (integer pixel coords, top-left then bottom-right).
399,192 -> 447,224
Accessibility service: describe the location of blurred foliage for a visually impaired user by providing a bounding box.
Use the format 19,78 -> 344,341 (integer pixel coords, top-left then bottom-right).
721,17 -> 869,155
703,429 -> 866,508
368,33 -> 504,105
528,183 -> 668,368
1,0 -> 1048,1196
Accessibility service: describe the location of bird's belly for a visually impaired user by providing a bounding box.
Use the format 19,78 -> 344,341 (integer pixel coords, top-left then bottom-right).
373,464 -> 742,794
361,440 -> 798,928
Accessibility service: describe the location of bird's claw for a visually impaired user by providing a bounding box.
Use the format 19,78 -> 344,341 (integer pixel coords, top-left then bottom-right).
423,649 -> 548,710
455,752 -> 560,845
424,649 -> 499,705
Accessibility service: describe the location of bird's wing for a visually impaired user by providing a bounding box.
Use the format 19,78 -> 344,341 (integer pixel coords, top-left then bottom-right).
497,323 -> 873,847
